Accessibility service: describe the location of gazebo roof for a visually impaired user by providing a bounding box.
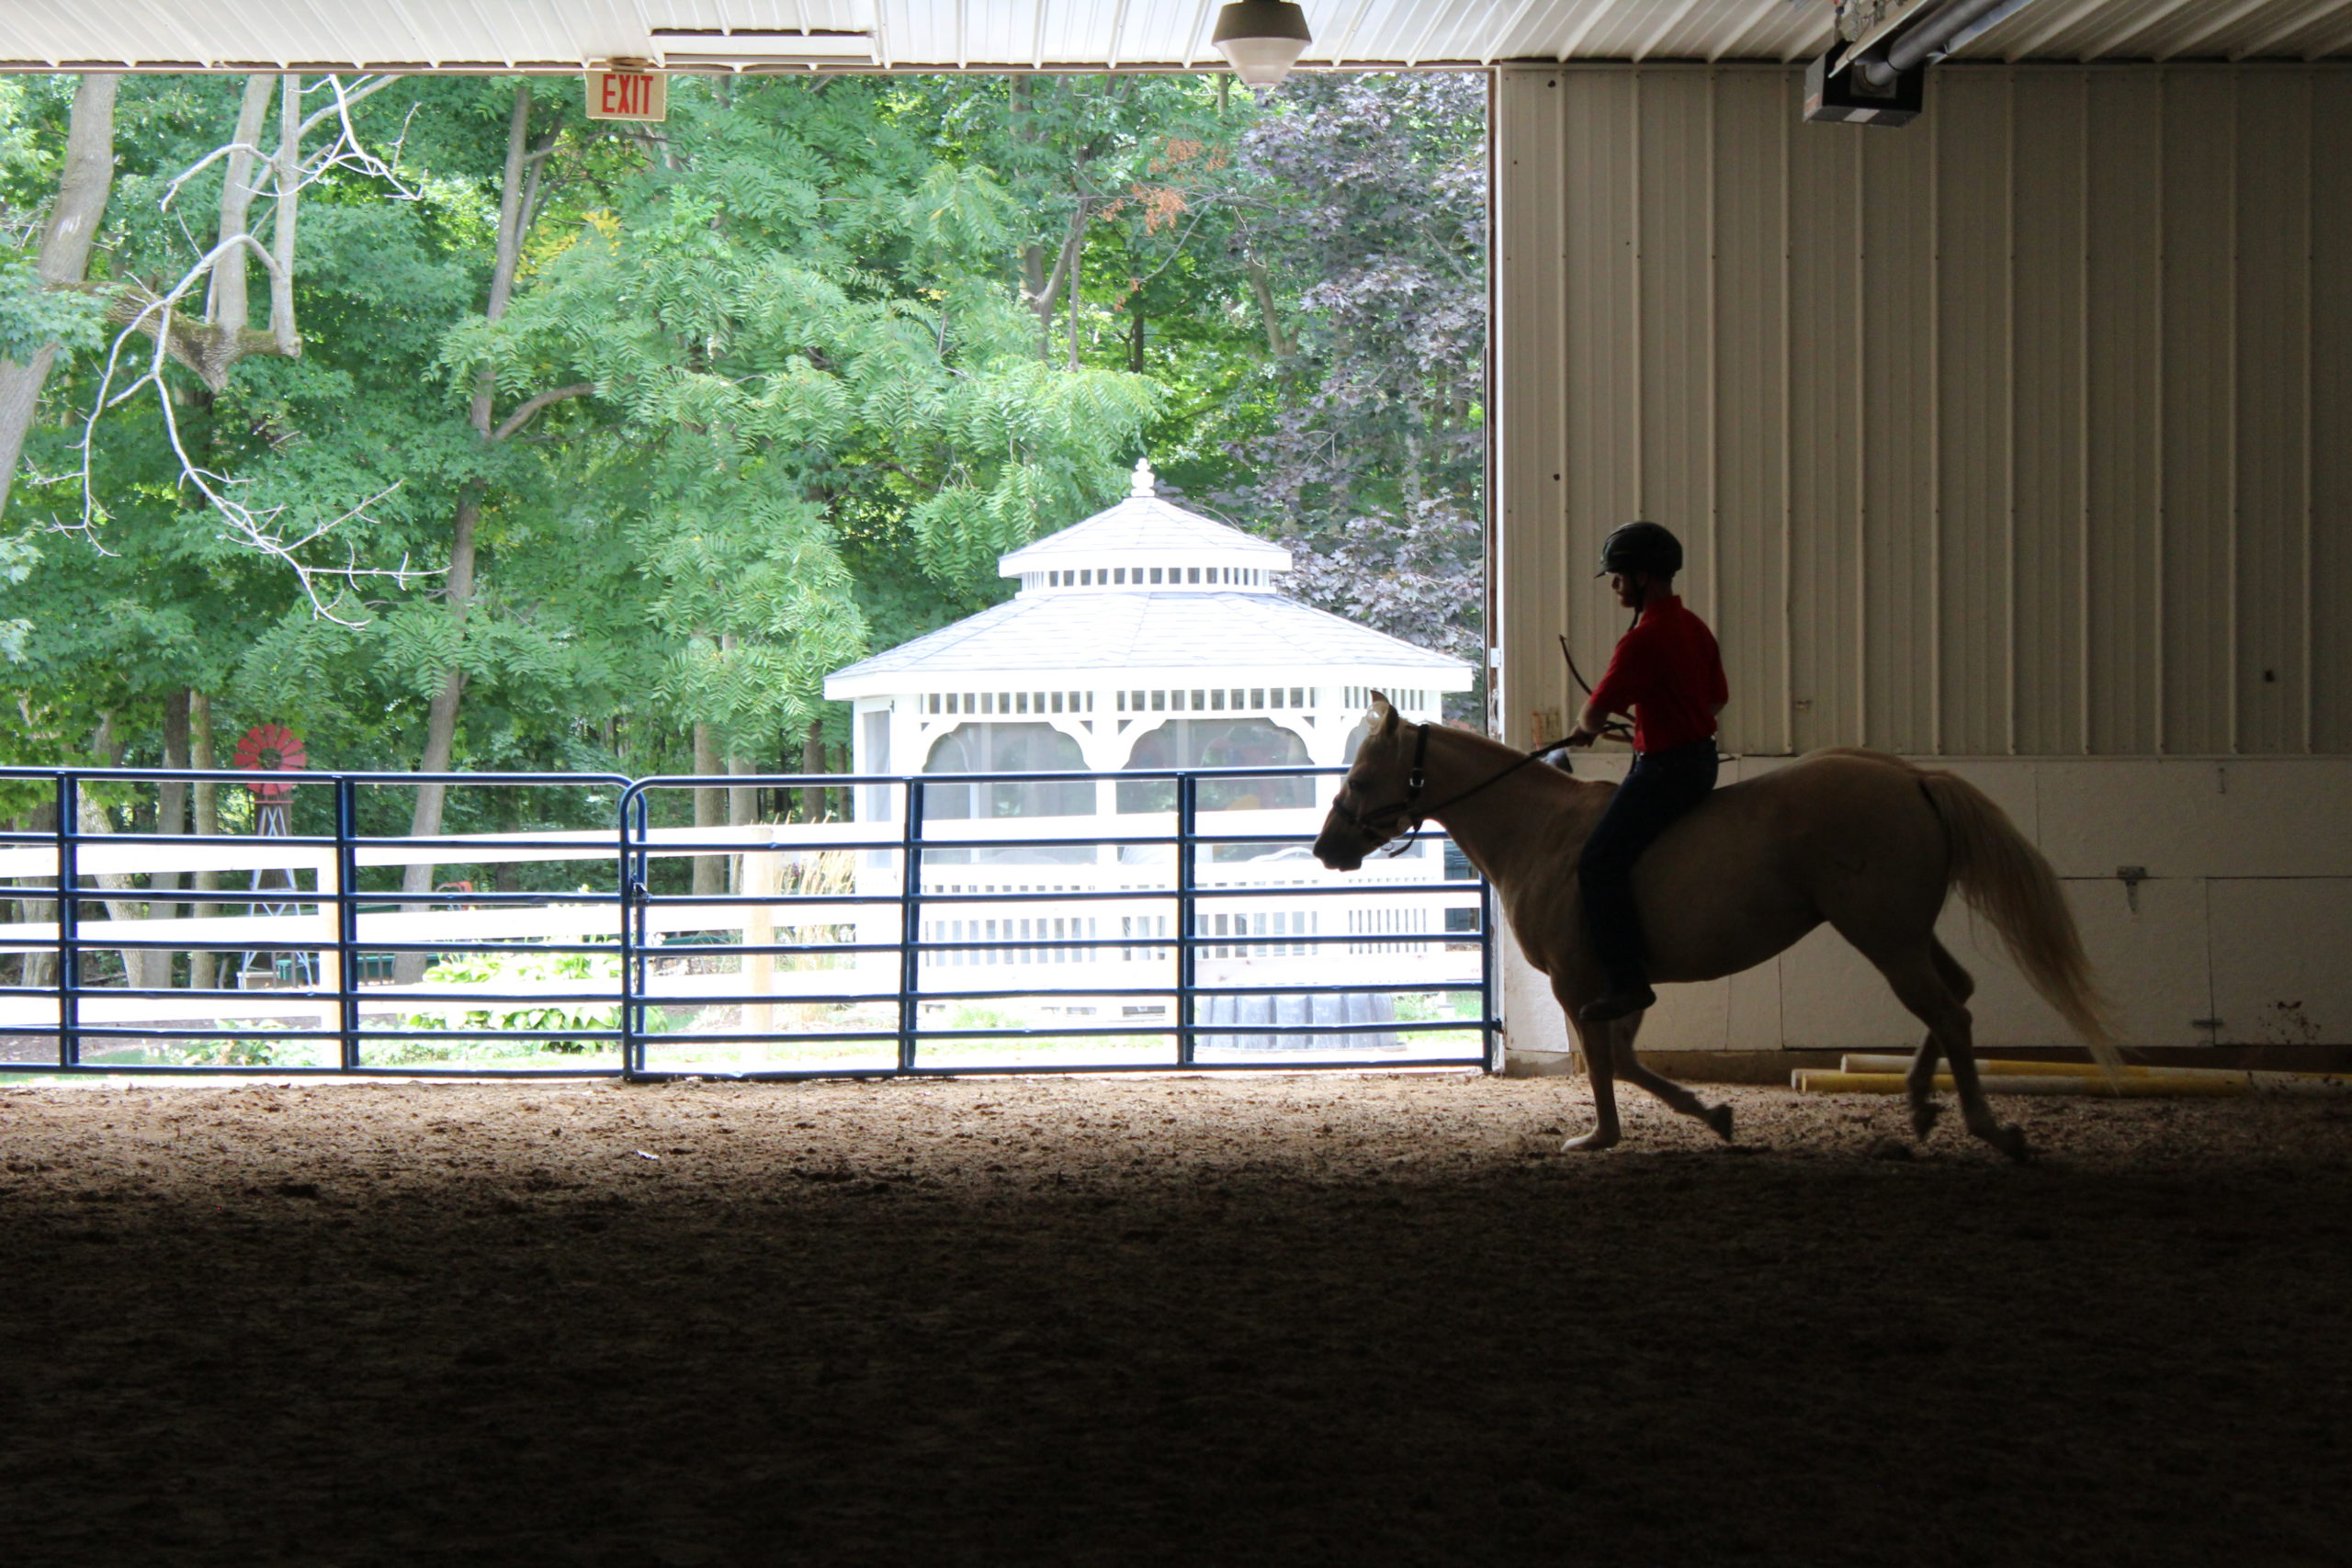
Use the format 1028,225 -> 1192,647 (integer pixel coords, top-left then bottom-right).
824,461 -> 1468,699
998,493 -> 1290,572
824,590 -> 1465,696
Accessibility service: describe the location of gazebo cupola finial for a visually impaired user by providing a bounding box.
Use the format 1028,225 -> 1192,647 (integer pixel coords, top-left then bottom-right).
993,457 -> 1294,596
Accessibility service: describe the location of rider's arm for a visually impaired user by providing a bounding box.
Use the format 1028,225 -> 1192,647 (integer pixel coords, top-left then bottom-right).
1566,694 -> 1613,744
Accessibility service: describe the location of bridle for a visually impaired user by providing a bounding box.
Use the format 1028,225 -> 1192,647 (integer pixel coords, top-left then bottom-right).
1329,722 -> 1578,857
1329,640 -> 1633,856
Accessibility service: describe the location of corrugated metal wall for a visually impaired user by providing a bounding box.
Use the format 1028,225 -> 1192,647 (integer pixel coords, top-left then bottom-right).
1494,62 -> 2352,757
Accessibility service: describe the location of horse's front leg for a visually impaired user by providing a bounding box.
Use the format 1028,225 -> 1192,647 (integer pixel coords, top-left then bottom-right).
1611,1019 -> 1736,1143
1560,1001 -> 1622,1151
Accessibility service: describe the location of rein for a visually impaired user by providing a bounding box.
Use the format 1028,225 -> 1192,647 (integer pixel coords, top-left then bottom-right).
1335,639 -> 1632,854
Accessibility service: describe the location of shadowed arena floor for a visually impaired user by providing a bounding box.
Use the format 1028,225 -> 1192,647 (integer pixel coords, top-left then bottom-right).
4,1072 -> 2348,1566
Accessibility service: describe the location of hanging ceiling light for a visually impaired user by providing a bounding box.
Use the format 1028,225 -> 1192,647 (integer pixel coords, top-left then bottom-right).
1211,0 -> 1314,88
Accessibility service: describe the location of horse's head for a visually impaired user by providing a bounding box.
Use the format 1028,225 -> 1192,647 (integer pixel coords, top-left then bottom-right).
1313,692 -> 1419,873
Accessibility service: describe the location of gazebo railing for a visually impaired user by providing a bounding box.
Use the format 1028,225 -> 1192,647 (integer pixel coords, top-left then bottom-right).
0,765 -> 1496,1079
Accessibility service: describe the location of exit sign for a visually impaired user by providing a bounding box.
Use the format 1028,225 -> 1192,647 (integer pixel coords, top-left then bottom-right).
585,69 -> 666,122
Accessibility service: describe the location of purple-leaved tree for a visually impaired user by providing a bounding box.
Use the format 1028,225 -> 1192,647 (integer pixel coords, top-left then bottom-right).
1216,73 -> 1487,710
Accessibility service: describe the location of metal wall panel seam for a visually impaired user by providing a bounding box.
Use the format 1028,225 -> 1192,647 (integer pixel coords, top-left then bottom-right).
1495,66 -> 1570,752
1999,66 -> 2018,756
1705,66 -> 1720,637
1482,63 -> 1498,738
2077,69 -> 2094,754
1778,73 -> 1793,755
2199,870 -> 2216,1046
1929,95 -> 1944,754
2153,68 -> 2167,754
1555,68 -> 1571,752
2227,68 -> 2241,755
1855,128 -> 1869,749
1492,69 -> 1525,746
2316,71 -> 2352,747
2303,70 -> 2318,752
1632,68 -> 1645,520
1488,64 -> 1507,743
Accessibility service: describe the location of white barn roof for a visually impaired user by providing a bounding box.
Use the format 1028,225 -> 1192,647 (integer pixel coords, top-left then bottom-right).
6,0 -> 2346,73
825,460 -> 1467,699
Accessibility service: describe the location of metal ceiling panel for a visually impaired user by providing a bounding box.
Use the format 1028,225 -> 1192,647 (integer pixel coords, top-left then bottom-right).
1959,0 -> 2352,59
0,0 -> 2346,70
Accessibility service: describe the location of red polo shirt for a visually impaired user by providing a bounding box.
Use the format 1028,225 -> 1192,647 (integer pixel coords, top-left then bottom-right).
1587,592 -> 1728,753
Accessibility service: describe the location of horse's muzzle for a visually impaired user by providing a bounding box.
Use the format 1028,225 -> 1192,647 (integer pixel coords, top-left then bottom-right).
1311,818 -> 1364,872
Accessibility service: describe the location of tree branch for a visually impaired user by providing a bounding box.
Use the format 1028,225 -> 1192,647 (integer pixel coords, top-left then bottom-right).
490,382 -> 595,444
294,73 -> 406,142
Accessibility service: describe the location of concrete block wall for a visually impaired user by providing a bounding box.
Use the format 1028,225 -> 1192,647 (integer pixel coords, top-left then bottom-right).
1497,756 -> 2352,1058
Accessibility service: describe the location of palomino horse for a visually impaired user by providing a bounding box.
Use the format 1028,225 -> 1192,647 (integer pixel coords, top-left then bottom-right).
1312,695 -> 2120,1159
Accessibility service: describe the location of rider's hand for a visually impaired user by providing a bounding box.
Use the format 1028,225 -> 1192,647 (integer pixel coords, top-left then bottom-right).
1564,726 -> 1599,749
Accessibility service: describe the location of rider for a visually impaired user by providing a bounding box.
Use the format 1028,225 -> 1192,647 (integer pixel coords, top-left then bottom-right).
1563,522 -> 1728,1023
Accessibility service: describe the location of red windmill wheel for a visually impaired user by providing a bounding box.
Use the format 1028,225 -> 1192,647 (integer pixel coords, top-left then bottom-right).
233,723 -> 308,799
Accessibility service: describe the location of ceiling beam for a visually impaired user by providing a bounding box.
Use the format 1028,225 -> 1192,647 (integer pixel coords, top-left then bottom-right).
2233,0 -> 2352,55
1107,0 -> 1134,69
1183,0 -> 1215,66
1555,0 -> 1616,61
1322,0 -> 1376,65
1481,0 -> 1546,64
1634,0 -> 1713,62
2157,0 -> 2298,59
2077,0 -> 2208,58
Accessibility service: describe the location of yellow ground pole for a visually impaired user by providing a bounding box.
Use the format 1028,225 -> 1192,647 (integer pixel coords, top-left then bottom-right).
1838,1054 -> 2352,1092
1794,1070 -> 2249,1098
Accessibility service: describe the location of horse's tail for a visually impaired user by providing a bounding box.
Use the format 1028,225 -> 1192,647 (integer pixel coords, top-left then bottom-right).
1917,769 -> 2124,1077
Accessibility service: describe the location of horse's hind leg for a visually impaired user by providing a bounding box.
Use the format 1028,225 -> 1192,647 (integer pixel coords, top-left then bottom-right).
1611,1013 -> 1736,1143
1905,941 -> 1975,1141
1868,942 -> 2028,1162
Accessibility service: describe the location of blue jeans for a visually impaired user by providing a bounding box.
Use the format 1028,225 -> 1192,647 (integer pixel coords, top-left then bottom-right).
1577,739 -> 1719,994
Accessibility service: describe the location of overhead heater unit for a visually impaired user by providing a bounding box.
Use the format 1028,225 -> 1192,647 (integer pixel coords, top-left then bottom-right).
1804,0 -> 2041,125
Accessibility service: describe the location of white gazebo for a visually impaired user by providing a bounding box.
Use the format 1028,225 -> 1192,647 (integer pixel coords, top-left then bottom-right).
820,459 -> 1478,1056
825,459 -> 1472,792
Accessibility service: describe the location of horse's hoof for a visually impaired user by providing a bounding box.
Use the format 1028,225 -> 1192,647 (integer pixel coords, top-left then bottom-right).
1705,1103 -> 1735,1143
1562,1127 -> 1621,1152
1982,1122 -> 2031,1163
1909,1100 -> 1941,1141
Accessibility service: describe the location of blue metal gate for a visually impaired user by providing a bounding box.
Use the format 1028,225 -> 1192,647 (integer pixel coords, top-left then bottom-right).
0,766 -> 1495,1078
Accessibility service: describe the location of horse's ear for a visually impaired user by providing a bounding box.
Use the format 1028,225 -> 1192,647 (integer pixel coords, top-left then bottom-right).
1369,691 -> 1399,734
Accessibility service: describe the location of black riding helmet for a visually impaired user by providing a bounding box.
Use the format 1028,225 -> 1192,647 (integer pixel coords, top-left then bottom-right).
1596,520 -> 1683,580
